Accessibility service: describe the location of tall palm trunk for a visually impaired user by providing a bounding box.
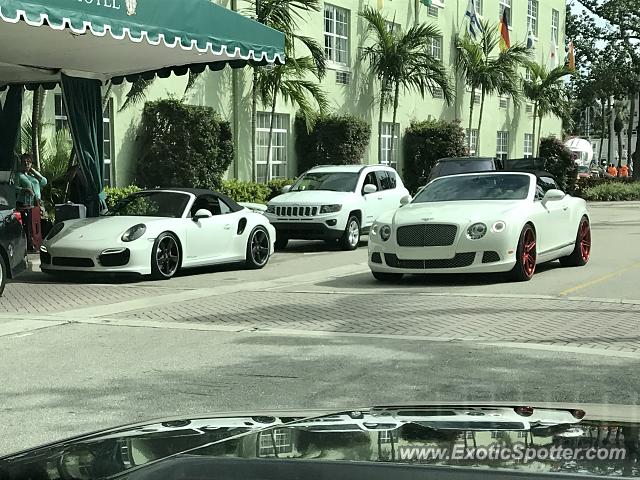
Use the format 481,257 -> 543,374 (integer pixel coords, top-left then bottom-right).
265,79 -> 280,183
598,99 -> 606,164
635,93 -> 640,179
31,86 -> 45,169
532,102 -> 539,157
607,97 -> 615,166
628,92 -> 636,168
389,82 -> 400,163
467,93 -> 475,152
251,69 -> 259,182
617,127 -> 624,169
536,115 -> 543,157
476,89 -> 486,155
378,85 -> 387,165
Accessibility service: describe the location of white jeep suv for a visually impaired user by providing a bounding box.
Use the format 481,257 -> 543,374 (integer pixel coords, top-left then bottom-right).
265,165 -> 409,250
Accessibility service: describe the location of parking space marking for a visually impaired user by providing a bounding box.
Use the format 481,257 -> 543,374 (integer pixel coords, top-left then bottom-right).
559,260 -> 640,296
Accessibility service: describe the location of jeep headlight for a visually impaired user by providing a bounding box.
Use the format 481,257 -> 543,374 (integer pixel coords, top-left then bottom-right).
266,204 -> 275,214
466,222 -> 487,240
320,204 -> 342,214
122,224 -> 147,242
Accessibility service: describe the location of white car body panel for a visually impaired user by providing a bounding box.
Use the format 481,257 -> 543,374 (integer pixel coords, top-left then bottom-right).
41,190 -> 276,275
265,165 -> 410,241
369,172 -> 589,275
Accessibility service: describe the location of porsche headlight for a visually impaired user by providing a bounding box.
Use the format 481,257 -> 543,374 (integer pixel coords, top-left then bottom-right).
46,222 -> 65,240
466,222 -> 487,240
491,221 -> 507,233
122,224 -> 147,242
320,204 -> 342,214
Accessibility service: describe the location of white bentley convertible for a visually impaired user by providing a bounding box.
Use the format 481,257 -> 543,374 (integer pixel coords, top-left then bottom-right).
369,172 -> 591,282
40,189 -> 276,279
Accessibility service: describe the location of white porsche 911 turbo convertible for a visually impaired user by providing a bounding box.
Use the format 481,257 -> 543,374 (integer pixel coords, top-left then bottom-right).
40,188 -> 276,279
369,172 -> 591,282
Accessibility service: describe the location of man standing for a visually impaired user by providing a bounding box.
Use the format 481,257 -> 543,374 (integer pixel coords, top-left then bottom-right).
15,153 -> 47,252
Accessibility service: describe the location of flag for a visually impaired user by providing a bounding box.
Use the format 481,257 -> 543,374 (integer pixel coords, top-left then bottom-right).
499,8 -> 510,51
568,40 -> 576,71
549,34 -> 559,68
464,0 -> 483,40
377,0 -> 384,10
526,26 -> 535,49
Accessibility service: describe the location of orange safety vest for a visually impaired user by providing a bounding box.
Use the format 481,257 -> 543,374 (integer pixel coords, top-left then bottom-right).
620,166 -> 629,177
608,166 -> 618,176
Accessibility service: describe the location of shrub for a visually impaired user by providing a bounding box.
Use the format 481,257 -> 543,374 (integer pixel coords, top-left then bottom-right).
137,99 -> 233,190
403,119 -> 466,193
573,176 -> 635,198
220,179 -> 271,204
266,178 -> 296,200
104,185 -> 141,210
295,113 -> 371,173
539,137 -> 578,194
582,181 -> 640,201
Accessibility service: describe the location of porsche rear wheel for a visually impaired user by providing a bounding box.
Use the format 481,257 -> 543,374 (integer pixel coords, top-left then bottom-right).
246,226 -> 270,270
0,253 -> 6,297
559,216 -> 591,267
151,232 -> 181,280
510,224 -> 537,282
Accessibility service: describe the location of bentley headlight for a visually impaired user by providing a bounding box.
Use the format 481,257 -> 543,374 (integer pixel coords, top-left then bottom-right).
122,224 -> 147,242
320,204 -> 342,214
380,225 -> 392,241
466,222 -> 487,240
46,222 -> 65,240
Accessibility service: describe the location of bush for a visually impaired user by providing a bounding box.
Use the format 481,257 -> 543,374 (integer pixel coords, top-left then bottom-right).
266,178 -> 296,200
137,99 -> 233,190
403,119 -> 467,193
573,176 -> 635,198
539,137 -> 578,194
295,113 -> 371,173
582,181 -> 640,201
104,185 -> 141,210
220,179 -> 271,204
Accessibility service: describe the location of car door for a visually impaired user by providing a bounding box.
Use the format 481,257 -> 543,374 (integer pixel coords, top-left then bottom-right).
360,170 -> 383,227
372,170 -> 398,214
535,177 -> 571,254
184,195 -> 234,265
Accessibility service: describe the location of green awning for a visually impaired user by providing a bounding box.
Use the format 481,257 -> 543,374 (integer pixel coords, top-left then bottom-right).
0,0 -> 285,87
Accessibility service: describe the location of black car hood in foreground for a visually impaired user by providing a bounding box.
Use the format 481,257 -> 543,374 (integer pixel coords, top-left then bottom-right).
2,404 -> 639,480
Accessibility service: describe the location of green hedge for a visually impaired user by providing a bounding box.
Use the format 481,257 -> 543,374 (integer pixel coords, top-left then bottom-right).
104,185 -> 141,210
295,113 -> 371,174
137,99 -> 233,190
220,178 -> 296,204
403,119 -> 467,193
582,181 -> 640,201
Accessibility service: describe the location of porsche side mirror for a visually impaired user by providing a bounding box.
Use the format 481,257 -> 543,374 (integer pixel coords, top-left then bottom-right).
363,184 -> 377,194
542,189 -> 565,203
282,185 -> 292,193
193,209 -> 213,221
400,195 -> 412,206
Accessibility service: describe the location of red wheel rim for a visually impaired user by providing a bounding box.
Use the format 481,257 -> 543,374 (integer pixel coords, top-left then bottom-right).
522,228 -> 536,278
579,219 -> 591,262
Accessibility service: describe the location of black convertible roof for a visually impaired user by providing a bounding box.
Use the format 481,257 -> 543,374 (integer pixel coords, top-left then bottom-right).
148,188 -> 244,213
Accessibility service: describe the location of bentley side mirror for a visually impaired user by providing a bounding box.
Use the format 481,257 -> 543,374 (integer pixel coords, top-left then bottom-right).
400,195 -> 412,206
542,189 -> 565,204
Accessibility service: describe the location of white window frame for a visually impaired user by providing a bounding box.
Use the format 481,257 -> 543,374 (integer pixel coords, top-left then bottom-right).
256,112 -> 289,183
525,102 -> 534,115
496,131 -> 509,161
54,93 -> 114,187
258,429 -> 293,456
432,85 -> 444,99
524,133 -> 534,158
475,0 -> 483,16
380,122 -> 400,168
324,4 -> 350,68
499,0 -> 512,29
430,36 -> 443,61
473,89 -> 481,105
466,128 -> 479,156
499,96 -> 509,109
527,0 -> 538,37
551,9 -> 560,45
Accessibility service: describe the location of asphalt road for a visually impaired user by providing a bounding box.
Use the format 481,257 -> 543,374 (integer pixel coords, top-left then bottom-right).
1,201 -> 639,455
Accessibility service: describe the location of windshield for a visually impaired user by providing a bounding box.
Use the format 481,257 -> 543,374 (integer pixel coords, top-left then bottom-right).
108,191 -> 190,217
414,174 -> 531,202
290,171 -> 359,192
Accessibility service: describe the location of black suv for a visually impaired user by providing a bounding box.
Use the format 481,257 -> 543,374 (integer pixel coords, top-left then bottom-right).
0,173 -> 27,296
427,156 -> 503,183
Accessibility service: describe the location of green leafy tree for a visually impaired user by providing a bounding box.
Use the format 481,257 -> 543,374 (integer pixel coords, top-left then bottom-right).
455,21 -> 530,154
361,6 -> 452,163
522,63 -> 572,156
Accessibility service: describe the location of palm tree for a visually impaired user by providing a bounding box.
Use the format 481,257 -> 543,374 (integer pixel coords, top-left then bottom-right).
613,99 -> 628,168
257,56 -> 328,181
361,7 -> 452,163
248,0 -> 326,182
456,21 -> 529,154
522,62 -> 572,155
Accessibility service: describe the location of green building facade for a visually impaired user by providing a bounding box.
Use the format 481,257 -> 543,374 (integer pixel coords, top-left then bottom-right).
37,0 -> 567,187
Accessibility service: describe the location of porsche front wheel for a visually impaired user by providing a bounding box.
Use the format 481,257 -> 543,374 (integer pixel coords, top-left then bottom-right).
246,226 -> 270,269
510,224 -> 537,282
151,232 -> 181,280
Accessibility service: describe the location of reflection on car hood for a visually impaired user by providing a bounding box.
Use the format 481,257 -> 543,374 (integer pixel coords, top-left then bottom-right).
2,404 -> 639,479
48,216 -> 171,243
269,190 -> 355,205
380,201 -> 524,225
